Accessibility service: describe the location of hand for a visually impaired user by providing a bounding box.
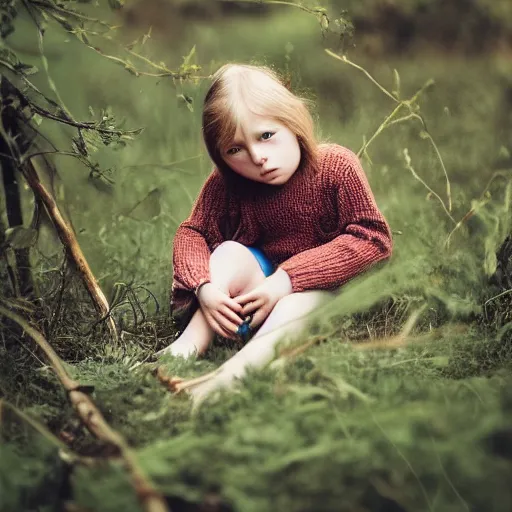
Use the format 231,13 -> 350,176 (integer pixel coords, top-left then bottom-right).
234,269 -> 292,329
197,283 -> 244,339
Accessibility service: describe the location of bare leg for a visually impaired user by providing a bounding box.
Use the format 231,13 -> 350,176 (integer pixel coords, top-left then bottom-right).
155,242 -> 267,358
188,290 -> 330,402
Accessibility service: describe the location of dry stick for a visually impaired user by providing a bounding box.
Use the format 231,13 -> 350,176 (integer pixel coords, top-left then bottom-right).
276,332 -> 331,360
0,304 -> 169,512
0,398 -> 70,450
22,158 -> 118,342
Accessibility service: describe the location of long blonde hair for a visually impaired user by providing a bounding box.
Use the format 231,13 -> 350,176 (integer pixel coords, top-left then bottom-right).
202,63 -> 319,187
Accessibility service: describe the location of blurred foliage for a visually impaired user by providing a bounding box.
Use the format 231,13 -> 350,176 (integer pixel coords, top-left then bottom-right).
323,0 -> 512,58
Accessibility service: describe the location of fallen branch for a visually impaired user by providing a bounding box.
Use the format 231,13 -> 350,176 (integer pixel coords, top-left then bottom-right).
0,304 -> 168,512
23,158 -> 118,342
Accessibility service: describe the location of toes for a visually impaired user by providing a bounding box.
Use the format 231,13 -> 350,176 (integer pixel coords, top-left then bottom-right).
154,342 -> 198,360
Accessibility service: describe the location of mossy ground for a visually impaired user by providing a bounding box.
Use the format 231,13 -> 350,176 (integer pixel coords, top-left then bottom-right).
1,282 -> 512,511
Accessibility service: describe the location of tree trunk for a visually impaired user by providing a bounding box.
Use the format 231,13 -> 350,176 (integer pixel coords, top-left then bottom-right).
0,76 -> 34,298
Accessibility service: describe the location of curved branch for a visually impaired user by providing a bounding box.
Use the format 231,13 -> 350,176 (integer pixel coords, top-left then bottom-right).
0,303 -> 169,512
22,158 -> 118,340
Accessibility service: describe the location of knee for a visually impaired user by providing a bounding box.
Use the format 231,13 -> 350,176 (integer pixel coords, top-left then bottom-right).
210,241 -> 247,263
209,241 -> 263,295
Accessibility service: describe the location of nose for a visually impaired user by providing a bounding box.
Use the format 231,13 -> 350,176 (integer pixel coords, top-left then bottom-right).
248,146 -> 267,166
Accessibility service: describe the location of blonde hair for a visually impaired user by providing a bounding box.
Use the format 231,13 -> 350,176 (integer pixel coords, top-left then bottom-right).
202,63 -> 319,186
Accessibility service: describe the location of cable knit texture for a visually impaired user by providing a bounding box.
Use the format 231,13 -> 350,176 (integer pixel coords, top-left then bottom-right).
171,143 -> 392,324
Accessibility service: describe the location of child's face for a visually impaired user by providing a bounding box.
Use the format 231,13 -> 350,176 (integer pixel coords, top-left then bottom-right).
221,110 -> 301,186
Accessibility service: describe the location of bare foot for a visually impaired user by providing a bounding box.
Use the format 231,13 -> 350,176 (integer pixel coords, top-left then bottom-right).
154,339 -> 198,359
187,366 -> 244,408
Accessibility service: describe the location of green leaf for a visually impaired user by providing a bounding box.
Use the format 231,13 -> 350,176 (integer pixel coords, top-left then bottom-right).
5,226 -> 38,249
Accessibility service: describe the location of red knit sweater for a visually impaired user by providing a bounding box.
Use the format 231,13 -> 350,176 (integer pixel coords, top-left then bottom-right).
171,144 -> 392,320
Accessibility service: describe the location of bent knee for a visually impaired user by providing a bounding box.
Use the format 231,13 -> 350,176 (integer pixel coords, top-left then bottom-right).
211,241 -> 247,261
209,241 -> 266,295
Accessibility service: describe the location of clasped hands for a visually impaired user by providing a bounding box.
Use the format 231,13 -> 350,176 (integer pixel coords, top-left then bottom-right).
196,269 -> 292,340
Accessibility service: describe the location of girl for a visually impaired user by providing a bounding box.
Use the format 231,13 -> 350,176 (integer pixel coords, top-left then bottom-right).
156,63 -> 392,403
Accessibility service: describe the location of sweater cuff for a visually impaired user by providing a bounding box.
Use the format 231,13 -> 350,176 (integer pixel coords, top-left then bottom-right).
194,279 -> 211,297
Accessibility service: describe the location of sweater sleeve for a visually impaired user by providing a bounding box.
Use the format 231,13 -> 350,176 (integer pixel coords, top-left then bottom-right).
278,149 -> 392,292
172,170 -> 227,292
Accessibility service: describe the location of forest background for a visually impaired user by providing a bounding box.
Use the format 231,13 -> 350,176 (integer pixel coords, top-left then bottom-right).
1,0 -> 512,511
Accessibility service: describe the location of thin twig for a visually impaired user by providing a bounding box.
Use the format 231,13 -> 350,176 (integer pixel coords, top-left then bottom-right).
325,50 -> 399,103
403,149 -> 456,225
236,0 -> 327,16
409,112 -> 452,212
156,366 -> 222,394
484,289 -> 512,306
325,50 -> 454,219
357,102 -> 405,158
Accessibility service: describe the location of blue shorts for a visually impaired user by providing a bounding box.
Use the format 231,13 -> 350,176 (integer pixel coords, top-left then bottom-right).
246,247 -> 274,277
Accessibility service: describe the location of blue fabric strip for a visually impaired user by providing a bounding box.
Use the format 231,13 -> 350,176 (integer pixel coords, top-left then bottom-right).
246,246 -> 274,277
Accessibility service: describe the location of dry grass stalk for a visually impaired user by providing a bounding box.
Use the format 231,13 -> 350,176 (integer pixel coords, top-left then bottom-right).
156,365 -> 222,394
0,304 -> 169,512
23,158 -> 118,342
356,306 -> 426,350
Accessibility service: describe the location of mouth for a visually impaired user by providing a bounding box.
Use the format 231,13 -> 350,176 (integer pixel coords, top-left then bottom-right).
261,168 -> 278,177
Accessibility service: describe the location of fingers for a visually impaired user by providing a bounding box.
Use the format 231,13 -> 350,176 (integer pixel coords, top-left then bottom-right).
249,306 -> 271,329
234,291 -> 255,305
241,299 -> 262,316
207,316 -> 234,339
220,305 -> 244,326
204,310 -> 239,339
223,296 -> 243,315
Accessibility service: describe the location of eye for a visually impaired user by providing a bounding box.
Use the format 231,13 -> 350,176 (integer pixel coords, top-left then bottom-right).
261,131 -> 275,140
226,147 -> 240,155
